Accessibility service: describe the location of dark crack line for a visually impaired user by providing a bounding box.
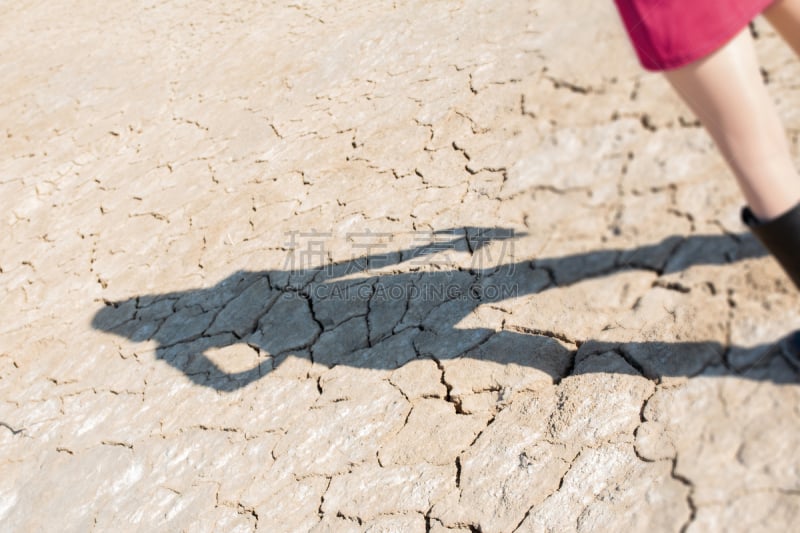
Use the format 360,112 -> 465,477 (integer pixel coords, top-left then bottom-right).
511,453 -> 579,533
671,455 -> 698,533
504,323 -> 578,348
0,421 -> 24,435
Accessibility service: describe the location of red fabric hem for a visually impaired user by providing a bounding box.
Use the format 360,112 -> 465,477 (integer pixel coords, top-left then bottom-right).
615,0 -> 775,72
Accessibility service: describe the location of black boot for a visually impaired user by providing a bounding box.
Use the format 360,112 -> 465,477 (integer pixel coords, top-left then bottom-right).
741,203 -> 800,290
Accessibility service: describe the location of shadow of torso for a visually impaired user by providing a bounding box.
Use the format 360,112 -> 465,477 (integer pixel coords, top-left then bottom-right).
92,227 -> 796,391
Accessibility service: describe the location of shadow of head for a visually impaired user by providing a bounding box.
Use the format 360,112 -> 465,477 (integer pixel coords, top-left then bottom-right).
91,229 -> 789,391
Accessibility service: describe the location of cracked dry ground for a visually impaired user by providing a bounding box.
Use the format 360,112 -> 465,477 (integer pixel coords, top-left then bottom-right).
2,1 -> 800,531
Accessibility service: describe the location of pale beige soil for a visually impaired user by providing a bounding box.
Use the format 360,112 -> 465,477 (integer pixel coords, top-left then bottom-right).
2,1 -> 800,531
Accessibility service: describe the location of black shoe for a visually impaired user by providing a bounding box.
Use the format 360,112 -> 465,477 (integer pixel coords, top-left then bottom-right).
741,203 -> 800,290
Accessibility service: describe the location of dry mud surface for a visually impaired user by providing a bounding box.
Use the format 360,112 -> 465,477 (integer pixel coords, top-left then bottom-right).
2,1 -> 800,531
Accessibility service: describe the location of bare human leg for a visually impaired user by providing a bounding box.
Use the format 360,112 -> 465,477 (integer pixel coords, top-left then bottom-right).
754,0 -> 800,359
661,26 -> 800,222
763,0 -> 800,58
660,22 -> 800,291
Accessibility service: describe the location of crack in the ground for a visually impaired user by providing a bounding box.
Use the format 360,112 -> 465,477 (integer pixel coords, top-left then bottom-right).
0,421 -> 25,436
671,455 -> 698,533
511,452 -> 579,533
433,357 -> 463,416
504,323 -> 579,349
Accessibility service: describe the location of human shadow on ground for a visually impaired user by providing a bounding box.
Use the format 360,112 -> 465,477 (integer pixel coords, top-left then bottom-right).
92,227 -> 800,391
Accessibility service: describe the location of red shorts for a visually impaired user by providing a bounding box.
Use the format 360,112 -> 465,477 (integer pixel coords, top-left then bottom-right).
614,0 -> 775,71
